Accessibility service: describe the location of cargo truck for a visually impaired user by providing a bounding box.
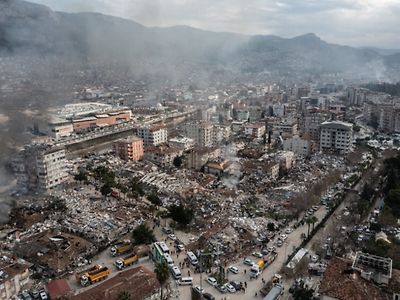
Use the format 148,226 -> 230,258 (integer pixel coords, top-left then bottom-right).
115,253 -> 139,270
262,284 -> 283,300
80,266 -> 110,286
250,260 -> 264,278
75,265 -> 101,283
260,274 -> 282,296
250,251 -> 278,279
110,242 -> 133,256
263,251 -> 278,266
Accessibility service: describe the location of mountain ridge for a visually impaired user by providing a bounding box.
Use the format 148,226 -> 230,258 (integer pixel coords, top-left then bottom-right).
1,0 -> 399,82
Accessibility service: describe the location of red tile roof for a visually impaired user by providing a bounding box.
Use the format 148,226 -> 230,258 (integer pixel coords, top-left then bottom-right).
70,266 -> 160,300
47,279 -> 71,299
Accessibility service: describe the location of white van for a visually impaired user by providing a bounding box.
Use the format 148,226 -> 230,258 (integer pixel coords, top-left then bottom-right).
171,265 -> 182,280
187,251 -> 198,265
178,277 -> 193,285
164,253 -> 174,267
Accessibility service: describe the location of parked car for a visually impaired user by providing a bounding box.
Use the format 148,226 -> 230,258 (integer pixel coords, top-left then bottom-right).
311,255 -> 319,263
252,252 -> 263,258
30,291 -> 40,299
21,291 -> 32,300
216,284 -> 227,293
225,283 -> 236,293
39,291 -> 48,300
230,281 -> 242,291
228,266 -> 239,274
243,258 -> 254,266
193,285 -> 204,294
285,228 -> 293,234
162,227 -> 173,234
207,277 -> 218,286
202,293 -> 216,300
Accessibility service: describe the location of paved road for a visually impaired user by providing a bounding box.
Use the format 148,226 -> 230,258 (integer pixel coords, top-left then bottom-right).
170,208 -> 328,300
67,205 -> 327,299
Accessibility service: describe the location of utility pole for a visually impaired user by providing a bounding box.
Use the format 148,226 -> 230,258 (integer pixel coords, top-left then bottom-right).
198,252 -> 212,300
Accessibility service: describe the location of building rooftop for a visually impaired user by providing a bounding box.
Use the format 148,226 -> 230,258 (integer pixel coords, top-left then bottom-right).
0,262 -> 30,285
70,266 -> 160,300
319,256 -> 390,300
47,279 -> 71,299
320,120 -> 353,130
116,136 -> 143,144
245,123 -> 264,129
146,145 -> 179,155
352,252 -> 392,278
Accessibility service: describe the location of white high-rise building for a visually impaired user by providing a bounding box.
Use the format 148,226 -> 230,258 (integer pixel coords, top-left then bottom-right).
137,125 -> 168,146
184,121 -> 214,147
319,121 -> 353,154
36,147 -> 68,190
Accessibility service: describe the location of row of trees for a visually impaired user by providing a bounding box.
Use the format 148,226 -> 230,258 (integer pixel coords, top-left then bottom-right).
383,155 -> 400,219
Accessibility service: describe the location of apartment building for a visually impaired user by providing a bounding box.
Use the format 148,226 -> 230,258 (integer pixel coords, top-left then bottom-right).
144,145 -> 182,167
184,121 -> 214,147
114,136 -> 144,161
0,262 -> 31,300
301,110 -> 329,141
319,121 -> 353,154
36,147 -> 69,190
168,137 -> 195,151
185,147 -> 220,170
137,125 -> 168,146
244,123 -> 266,139
283,135 -> 313,157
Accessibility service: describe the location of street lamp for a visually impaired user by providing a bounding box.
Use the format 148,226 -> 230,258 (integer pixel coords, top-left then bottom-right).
198,251 -> 212,300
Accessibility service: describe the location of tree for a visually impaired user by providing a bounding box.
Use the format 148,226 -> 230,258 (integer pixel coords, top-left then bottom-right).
93,166 -> 115,186
132,224 -> 155,245
360,184 -> 374,201
117,291 -> 131,300
148,192 -> 162,206
385,189 -> 400,217
100,183 -> 113,196
168,204 -> 193,227
74,170 -> 87,182
173,156 -> 183,168
267,222 -> 275,231
306,217 -> 313,237
309,216 -> 318,232
130,179 -> 144,197
293,287 -> 314,300
154,261 -> 169,300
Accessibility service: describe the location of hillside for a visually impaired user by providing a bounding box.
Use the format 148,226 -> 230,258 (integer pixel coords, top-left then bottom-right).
1,0 -> 399,81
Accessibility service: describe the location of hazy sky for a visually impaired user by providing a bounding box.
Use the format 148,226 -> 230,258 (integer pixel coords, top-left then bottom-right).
31,0 -> 400,48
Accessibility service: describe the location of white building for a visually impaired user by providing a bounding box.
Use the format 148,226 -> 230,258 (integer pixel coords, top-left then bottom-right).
244,123 -> 266,139
184,121 -> 214,147
168,137 -> 195,151
36,147 -> 69,190
144,145 -> 182,167
283,135 -> 312,157
137,126 -> 168,146
213,125 -> 231,145
319,121 -> 353,154
36,117 -> 74,139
